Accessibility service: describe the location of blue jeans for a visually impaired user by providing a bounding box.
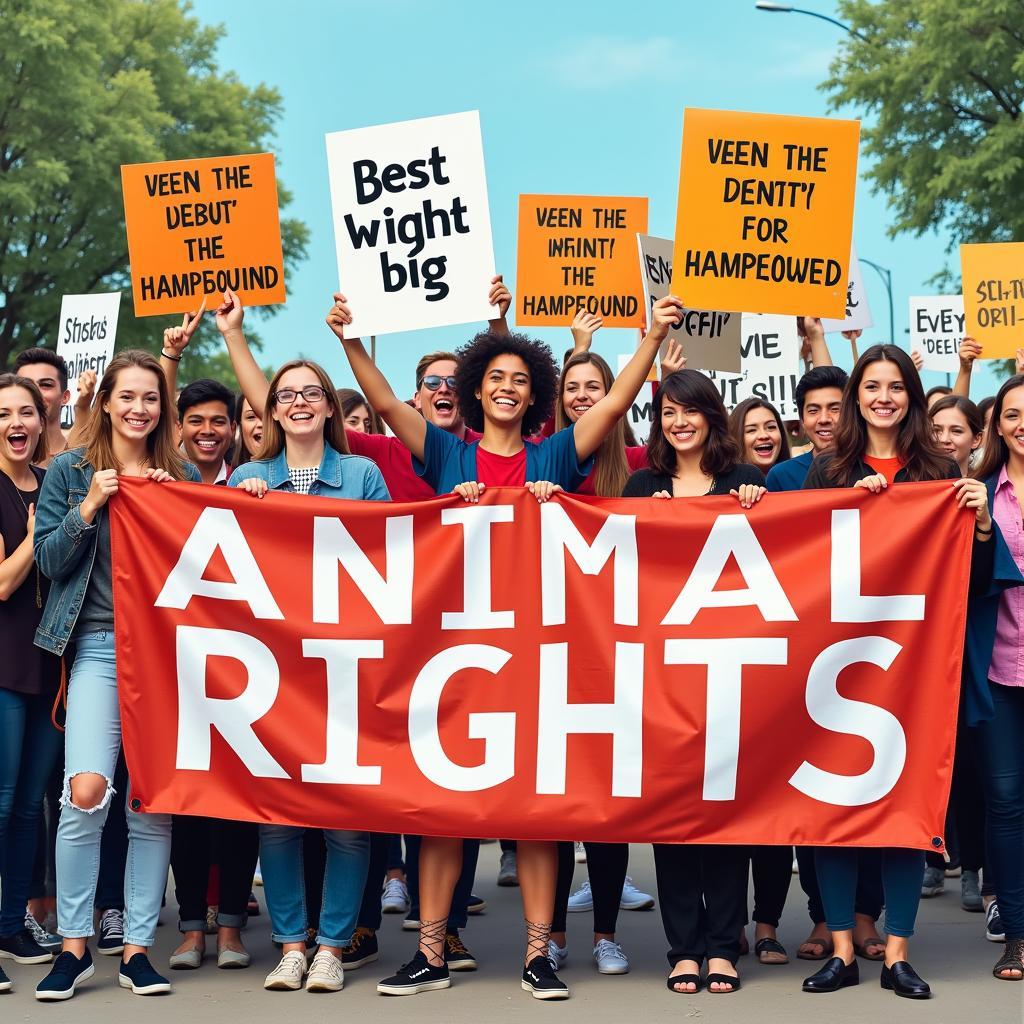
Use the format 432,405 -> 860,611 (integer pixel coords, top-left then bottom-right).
56,632 -> 171,947
259,825 -> 369,947
0,689 -> 64,935
976,682 -> 1024,939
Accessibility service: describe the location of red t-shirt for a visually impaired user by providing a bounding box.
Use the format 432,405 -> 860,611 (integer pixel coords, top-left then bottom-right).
576,445 -> 648,496
475,446 -> 527,487
863,454 -> 905,480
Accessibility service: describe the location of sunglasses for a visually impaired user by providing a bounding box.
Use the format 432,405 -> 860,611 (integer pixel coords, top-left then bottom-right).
418,375 -> 458,392
273,386 -> 327,406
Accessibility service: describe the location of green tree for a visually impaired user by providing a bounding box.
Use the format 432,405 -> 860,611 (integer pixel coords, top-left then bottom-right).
0,0 -> 308,383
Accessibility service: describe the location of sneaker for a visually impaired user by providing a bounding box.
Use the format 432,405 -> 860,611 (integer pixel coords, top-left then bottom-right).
306,949 -> 344,992
377,950 -> 451,995
444,933 -> 478,971
0,962 -> 10,992
987,901 -> 1006,942
547,940 -> 568,971
498,849 -> 519,887
961,870 -> 983,912
402,913 -> 421,931
118,953 -> 172,995
35,949 -> 95,1001
247,890 -> 260,916
340,928 -> 379,970
522,954 -> 569,999
567,879 -> 593,912
593,938 -> 629,975
24,911 -> 62,953
574,841 -> 587,863
467,893 -> 487,915
381,877 -> 411,914
97,908 -> 125,955
921,865 -> 945,897
0,928 -> 53,964
620,876 -> 655,911
264,950 -> 308,990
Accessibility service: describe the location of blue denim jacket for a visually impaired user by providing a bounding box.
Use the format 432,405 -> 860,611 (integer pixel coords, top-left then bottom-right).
33,448 -> 200,655
227,443 -> 391,501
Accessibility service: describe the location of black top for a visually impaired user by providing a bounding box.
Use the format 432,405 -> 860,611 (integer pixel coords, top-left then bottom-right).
622,463 -> 766,497
802,451 -> 960,489
0,467 -> 60,696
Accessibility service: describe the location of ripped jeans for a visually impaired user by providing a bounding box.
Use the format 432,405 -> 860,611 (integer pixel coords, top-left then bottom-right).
56,632 -> 171,946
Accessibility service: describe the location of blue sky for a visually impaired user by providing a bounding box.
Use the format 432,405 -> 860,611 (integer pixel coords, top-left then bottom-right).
191,0 -> 1000,400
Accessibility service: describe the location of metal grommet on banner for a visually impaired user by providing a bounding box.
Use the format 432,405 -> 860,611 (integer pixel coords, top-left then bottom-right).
130,798 -> 141,811
931,837 -> 943,848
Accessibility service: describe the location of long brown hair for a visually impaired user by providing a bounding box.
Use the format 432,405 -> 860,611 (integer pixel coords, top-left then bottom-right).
555,353 -> 637,497
827,344 -> 949,484
973,374 -> 1024,481
728,397 -> 791,468
0,373 -> 48,465
647,369 -> 739,477
257,360 -> 349,461
83,350 -> 188,479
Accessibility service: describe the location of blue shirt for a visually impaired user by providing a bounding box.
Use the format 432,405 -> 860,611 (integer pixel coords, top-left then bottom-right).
766,451 -> 814,492
413,421 -> 593,495
228,443 -> 390,502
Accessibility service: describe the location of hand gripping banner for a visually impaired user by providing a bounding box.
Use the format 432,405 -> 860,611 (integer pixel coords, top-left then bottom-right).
110,479 -> 972,850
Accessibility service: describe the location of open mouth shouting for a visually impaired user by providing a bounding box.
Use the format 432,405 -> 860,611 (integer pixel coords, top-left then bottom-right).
751,440 -> 777,461
5,431 -> 29,457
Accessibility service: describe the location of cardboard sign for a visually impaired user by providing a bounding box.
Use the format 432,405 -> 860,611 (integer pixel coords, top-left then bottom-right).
821,242 -> 874,333
325,111 -> 496,338
516,196 -> 648,327
672,108 -> 860,319
700,313 -> 802,418
961,242 -> 1024,359
617,354 -> 654,443
637,234 -> 741,372
55,291 -> 121,428
909,295 -> 964,374
121,153 -> 286,317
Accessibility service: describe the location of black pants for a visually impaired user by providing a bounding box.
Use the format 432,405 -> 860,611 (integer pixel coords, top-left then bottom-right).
796,846 -> 883,924
404,836 -> 480,932
553,841 -> 628,934
171,815 -> 259,930
749,846 -> 792,927
356,833 -> 396,932
95,753 -> 129,912
654,844 -> 747,966
303,829 -> 326,930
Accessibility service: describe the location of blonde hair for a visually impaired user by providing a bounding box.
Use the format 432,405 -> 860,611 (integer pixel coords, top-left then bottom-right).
257,360 -> 349,460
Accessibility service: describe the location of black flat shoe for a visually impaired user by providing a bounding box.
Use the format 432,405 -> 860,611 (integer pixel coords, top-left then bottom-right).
880,960 -> 931,999
666,973 -> 702,993
802,956 -> 859,993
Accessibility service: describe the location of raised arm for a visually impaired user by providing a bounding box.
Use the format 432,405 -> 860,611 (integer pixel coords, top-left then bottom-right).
65,369 -> 97,449
214,290 -> 270,413
326,293 -> 428,462
954,336 -> 982,398
160,301 -> 206,395
799,317 -> 833,367
572,294 -> 682,461
488,274 -> 512,337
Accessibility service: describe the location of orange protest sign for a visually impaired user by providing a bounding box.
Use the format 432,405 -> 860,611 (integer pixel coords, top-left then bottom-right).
960,242 -> 1024,359
121,153 -> 286,317
671,109 -> 860,318
516,195 -> 648,327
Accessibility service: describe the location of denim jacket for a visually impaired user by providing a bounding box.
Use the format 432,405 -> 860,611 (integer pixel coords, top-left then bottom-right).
33,448 -> 200,656
227,443 -> 391,501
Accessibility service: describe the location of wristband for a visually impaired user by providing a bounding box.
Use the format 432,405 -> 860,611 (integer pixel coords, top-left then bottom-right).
161,350 -> 182,362
975,522 -> 993,534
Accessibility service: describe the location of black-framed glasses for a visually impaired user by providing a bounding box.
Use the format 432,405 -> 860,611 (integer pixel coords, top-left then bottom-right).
418,374 -> 457,392
273,385 -> 327,406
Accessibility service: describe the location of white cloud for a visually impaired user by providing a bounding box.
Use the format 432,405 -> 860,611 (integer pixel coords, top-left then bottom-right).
541,36 -> 689,89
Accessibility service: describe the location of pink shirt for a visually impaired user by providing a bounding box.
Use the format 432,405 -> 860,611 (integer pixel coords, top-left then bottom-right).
989,466 -> 1024,686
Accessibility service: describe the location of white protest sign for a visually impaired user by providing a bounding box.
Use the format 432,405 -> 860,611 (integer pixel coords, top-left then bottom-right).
616,354 -> 654,443
325,111 -> 496,338
909,295 -> 964,374
55,291 -> 120,428
821,242 -> 873,333
701,313 -> 802,419
637,234 -> 741,372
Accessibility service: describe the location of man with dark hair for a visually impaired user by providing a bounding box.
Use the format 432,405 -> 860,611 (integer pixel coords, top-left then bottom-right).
766,365 -> 849,491
13,348 -> 71,462
177,378 -> 236,485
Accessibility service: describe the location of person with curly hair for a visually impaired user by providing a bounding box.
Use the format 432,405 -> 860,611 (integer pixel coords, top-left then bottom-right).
327,287 -> 682,1002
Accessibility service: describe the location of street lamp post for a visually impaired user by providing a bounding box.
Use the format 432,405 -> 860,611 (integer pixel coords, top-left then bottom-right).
754,2 -> 869,41
857,257 -> 895,344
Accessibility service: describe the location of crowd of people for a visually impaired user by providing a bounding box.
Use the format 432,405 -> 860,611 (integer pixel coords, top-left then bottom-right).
1,277 -> 1023,1004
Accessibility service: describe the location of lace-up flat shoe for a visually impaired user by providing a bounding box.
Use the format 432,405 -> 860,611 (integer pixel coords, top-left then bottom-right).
24,912 -> 62,953
880,960 -> 931,999
619,876 -> 655,911
802,956 -> 859,993
381,878 -> 410,914
444,933 -> 478,971
0,928 -> 53,964
467,894 -> 486,914
498,850 -> 519,887
97,909 -> 125,955
567,880 -> 593,912
522,954 -> 569,999
306,950 -> 344,992
377,950 -> 450,995
593,939 -> 629,974
547,940 -> 568,971
118,953 -> 171,995
264,950 -> 307,990
35,949 -> 95,1001
340,928 -> 378,970
987,902 -> 1006,942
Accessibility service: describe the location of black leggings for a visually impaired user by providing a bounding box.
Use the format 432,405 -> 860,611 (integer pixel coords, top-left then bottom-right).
553,841 -> 628,935
749,846 -> 793,928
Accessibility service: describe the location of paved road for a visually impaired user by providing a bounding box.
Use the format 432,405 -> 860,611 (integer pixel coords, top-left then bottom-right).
3,843 -> 1019,1022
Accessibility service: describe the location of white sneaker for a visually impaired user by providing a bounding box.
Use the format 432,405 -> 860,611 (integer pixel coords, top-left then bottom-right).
574,841 -> 587,863
264,950 -> 307,990
593,939 -> 629,974
547,940 -> 568,971
305,950 -> 344,992
567,879 -> 593,912
620,876 -> 655,911
381,877 -> 411,914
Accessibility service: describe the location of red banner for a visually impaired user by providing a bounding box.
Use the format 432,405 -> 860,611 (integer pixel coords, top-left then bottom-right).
110,478 -> 972,850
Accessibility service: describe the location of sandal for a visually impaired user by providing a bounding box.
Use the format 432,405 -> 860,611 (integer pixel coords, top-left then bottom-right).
797,935 -> 833,961
994,939 -> 1024,981
706,972 -> 741,993
755,936 -> 789,965
854,936 -> 886,961
666,973 -> 703,993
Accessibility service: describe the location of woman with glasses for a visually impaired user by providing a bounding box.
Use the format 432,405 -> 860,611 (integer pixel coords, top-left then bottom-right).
222,290 -> 391,995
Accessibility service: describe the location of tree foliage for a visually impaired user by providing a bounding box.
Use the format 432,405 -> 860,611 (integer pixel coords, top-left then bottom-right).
0,0 -> 308,383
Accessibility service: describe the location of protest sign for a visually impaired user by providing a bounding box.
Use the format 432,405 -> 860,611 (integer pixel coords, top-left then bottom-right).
637,234 -> 741,372
909,296 -> 964,375
121,153 -> 286,317
325,111 -> 496,337
672,108 -> 860,319
961,242 -> 1024,359
55,291 -> 120,428
112,479 -> 971,849
821,242 -> 873,333
516,196 -> 647,328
